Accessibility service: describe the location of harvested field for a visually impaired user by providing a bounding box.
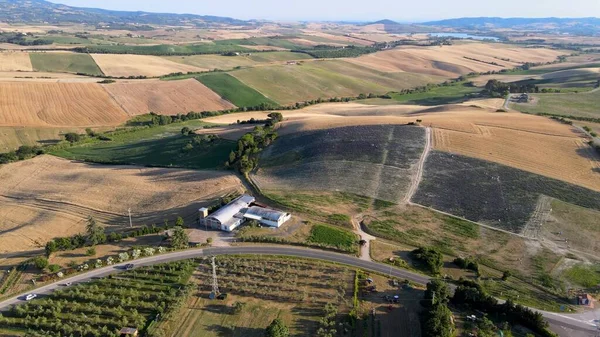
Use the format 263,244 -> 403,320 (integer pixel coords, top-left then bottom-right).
0,126 -> 89,152
29,52 -> 103,76
0,52 -> 32,71
433,125 -> 600,192
102,79 -> 235,116
254,125 -> 426,203
541,199 -> 600,257
0,155 -> 243,254
91,54 -> 204,77
345,43 -> 565,77
412,151 -> 600,233
230,60 -> 441,104
512,90 -> 600,119
0,82 -> 128,127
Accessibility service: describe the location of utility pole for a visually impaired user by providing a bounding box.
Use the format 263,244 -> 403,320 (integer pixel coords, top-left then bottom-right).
128,208 -> 133,228
210,256 -> 220,299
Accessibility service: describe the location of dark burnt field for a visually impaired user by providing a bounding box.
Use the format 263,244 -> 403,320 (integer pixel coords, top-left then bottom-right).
413,151 -> 600,233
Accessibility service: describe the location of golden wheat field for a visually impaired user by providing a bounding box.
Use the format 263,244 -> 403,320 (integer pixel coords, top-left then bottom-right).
102,79 -> 235,116
91,54 -> 205,77
0,52 -> 32,71
0,82 -> 128,127
345,43 -> 566,77
0,155 -> 243,254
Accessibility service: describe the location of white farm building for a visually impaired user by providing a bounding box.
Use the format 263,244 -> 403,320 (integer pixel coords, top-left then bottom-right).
200,195 -> 291,232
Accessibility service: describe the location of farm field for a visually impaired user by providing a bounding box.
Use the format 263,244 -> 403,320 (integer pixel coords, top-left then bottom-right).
0,52 -> 32,71
541,199 -> 600,256
0,82 -> 128,127
433,124 -> 600,192
254,125 -> 425,203
0,126 -> 86,152
511,90 -> 600,119
0,154 -> 242,254
195,73 -> 277,107
50,120 -> 236,169
412,151 -> 600,234
91,54 -> 204,77
0,260 -> 196,337
344,43 -> 566,77
158,256 -> 354,337
29,52 -> 103,76
164,52 -> 312,70
381,82 -> 482,105
0,155 -> 241,253
82,43 -> 253,56
102,79 -> 236,116
230,61 -> 439,104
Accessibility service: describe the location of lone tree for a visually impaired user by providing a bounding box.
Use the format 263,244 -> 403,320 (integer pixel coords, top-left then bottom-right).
86,216 -> 105,246
502,270 -> 512,281
425,279 -> 450,306
64,132 -> 81,144
170,226 -> 189,249
265,318 -> 289,337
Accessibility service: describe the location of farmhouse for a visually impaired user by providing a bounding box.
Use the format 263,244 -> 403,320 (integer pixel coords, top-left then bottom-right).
199,195 -> 291,232
244,206 -> 291,228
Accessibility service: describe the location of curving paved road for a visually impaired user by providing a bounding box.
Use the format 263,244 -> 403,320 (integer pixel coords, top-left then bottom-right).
0,246 -> 596,336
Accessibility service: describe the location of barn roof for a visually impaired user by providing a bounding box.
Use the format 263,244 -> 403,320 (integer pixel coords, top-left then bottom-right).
208,195 -> 255,224
244,206 -> 289,222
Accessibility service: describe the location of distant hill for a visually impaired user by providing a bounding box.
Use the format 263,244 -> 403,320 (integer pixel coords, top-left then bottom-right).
366,19 -> 433,34
0,0 -> 248,26
423,17 -> 600,35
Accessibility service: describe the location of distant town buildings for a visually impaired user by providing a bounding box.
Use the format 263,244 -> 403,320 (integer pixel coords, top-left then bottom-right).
199,194 -> 291,232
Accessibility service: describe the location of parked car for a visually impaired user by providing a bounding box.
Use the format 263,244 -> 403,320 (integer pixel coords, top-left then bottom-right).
24,294 -> 37,301
64,282 -> 72,286
125,264 -> 135,270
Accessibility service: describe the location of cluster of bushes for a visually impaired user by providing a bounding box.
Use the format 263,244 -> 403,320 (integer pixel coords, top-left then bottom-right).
484,79 -> 539,97
453,257 -> 480,272
452,278 -> 558,337
550,116 -> 574,125
410,247 -> 444,274
421,280 -> 453,337
294,45 -> 378,58
463,56 -> 502,66
0,32 -> 51,45
0,145 -> 44,164
226,113 -> 281,173
534,112 -> 600,124
237,235 -> 358,254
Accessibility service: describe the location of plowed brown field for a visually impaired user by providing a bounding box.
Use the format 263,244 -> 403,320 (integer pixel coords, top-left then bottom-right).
0,52 -> 32,71
0,82 -> 128,127
92,54 -> 205,77
345,43 -> 566,77
103,79 -> 236,116
0,155 -> 243,254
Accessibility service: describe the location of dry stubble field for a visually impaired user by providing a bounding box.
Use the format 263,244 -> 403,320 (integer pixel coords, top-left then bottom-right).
0,82 -> 128,127
91,54 -> 205,77
0,155 -> 243,254
102,79 -> 236,116
345,43 -> 566,77
0,52 -> 32,71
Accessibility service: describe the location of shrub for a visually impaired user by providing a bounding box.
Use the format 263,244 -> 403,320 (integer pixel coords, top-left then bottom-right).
411,247 -> 444,274
48,264 -> 60,273
86,247 -> 96,257
32,257 -> 49,270
453,257 -> 479,272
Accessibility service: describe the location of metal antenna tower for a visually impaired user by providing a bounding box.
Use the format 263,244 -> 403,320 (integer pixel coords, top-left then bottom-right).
210,256 -> 220,299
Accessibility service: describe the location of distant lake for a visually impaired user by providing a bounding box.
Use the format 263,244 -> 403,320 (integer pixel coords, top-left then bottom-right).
429,33 -> 500,41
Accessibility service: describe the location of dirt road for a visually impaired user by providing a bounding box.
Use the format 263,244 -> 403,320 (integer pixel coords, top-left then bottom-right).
404,127 -> 431,204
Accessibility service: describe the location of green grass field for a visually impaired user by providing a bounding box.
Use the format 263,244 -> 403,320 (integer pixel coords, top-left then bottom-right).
50,120 -> 235,169
562,264 -> 600,288
196,73 -> 278,107
308,224 -> 357,249
382,82 -> 482,105
29,52 -> 103,75
511,90 -> 600,119
81,43 -> 252,56
509,63 -> 600,76
231,60 -> 440,104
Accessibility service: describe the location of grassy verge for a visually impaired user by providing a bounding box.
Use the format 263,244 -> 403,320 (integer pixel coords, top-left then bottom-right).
196,73 -> 278,107
308,224 -> 358,250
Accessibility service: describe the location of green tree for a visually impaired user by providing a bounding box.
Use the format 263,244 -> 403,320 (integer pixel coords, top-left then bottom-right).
64,133 -> 81,143
33,256 -> 49,270
425,279 -> 450,305
422,303 -> 453,337
86,247 -> 96,256
175,216 -> 185,228
45,240 -> 57,257
265,318 -> 289,337
85,216 -> 105,246
48,264 -> 61,273
181,127 -> 191,135
502,270 -> 512,281
170,227 -> 189,249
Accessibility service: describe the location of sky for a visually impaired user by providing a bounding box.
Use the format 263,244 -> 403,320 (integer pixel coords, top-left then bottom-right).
48,0 -> 600,22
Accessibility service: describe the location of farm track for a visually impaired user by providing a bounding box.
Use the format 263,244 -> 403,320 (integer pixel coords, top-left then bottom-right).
405,127 -> 431,204
522,195 -> 553,239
